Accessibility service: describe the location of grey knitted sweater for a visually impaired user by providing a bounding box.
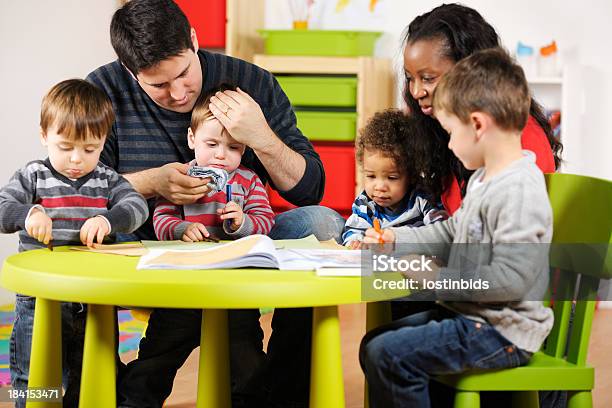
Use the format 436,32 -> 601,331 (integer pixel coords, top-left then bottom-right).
394,152 -> 554,352
0,159 -> 149,252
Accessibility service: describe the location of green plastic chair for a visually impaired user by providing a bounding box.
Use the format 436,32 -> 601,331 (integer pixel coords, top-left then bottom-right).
435,173 -> 612,408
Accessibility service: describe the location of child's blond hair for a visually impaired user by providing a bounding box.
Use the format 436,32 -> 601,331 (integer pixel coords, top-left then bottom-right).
190,83 -> 236,132
40,79 -> 114,141
433,47 -> 530,132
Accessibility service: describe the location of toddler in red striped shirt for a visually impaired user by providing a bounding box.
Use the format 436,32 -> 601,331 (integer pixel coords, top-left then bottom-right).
153,85 -> 275,241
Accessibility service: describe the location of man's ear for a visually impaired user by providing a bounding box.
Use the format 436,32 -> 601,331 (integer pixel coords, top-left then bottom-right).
190,27 -> 199,51
470,112 -> 492,141
187,127 -> 196,150
39,127 -> 48,146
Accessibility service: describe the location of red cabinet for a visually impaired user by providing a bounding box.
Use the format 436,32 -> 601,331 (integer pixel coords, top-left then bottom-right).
268,142 -> 355,217
175,0 -> 227,48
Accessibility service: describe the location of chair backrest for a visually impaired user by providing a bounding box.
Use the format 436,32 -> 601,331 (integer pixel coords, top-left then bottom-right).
543,173 -> 612,365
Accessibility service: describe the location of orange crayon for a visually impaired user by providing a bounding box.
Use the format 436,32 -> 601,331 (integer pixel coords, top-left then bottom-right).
373,218 -> 384,244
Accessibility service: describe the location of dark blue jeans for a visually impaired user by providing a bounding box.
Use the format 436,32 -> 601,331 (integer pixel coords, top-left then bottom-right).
10,295 -> 86,408
117,205 -> 346,408
360,306 -> 533,408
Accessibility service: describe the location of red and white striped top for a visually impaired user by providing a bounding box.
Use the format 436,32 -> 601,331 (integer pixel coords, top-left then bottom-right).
153,165 -> 275,240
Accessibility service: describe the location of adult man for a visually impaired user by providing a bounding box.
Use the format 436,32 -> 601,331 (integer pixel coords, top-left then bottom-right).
87,1 -> 345,406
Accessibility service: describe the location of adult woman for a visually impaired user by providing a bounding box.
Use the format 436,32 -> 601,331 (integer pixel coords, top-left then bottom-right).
401,3 -> 562,213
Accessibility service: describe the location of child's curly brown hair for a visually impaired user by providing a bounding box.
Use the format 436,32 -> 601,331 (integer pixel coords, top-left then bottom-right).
357,109 -> 452,200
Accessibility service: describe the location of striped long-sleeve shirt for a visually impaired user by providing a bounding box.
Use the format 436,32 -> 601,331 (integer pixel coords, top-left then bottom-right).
153,165 -> 274,240
0,159 -> 149,252
342,190 -> 448,245
87,50 -> 324,240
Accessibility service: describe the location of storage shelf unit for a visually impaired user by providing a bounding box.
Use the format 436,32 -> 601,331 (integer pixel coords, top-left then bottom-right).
254,54 -> 394,216
527,76 -> 566,162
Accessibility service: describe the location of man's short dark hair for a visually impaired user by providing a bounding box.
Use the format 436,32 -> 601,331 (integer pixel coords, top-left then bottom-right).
110,0 -> 195,75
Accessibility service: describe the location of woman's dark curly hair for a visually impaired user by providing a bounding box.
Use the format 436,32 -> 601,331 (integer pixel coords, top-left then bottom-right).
357,109 -> 452,200
403,3 -> 563,196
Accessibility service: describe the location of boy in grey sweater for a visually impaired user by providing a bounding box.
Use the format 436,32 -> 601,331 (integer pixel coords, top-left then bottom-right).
0,79 -> 148,407
360,48 -> 554,407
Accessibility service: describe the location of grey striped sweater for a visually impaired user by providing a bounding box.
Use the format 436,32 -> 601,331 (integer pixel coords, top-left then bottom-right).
0,159 -> 149,252
86,50 -> 324,240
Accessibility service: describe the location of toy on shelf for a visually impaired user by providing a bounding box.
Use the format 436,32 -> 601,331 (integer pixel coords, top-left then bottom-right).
289,0 -> 314,29
539,40 -> 560,77
335,0 -> 380,12
516,41 -> 537,78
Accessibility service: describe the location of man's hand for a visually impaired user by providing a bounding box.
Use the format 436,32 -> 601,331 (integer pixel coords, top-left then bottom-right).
209,87 -> 274,151
80,216 -> 110,247
25,208 -> 53,245
364,227 -> 396,244
182,223 -> 211,242
218,201 -> 244,231
157,163 -> 212,204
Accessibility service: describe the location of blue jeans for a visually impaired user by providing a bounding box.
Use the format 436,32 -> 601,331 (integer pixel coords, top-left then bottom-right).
10,295 -> 86,408
117,205 -> 346,408
360,306 -> 532,408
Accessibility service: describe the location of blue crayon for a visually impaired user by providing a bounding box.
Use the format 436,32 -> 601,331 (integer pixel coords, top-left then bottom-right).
226,184 -> 232,203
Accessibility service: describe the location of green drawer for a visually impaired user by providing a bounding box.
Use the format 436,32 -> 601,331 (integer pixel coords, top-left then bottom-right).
258,30 -> 382,57
295,111 -> 357,142
277,76 -> 357,107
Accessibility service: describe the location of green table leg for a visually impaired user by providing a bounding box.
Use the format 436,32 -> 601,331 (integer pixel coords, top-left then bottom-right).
366,301 -> 391,331
310,306 -> 345,408
364,302 -> 392,408
568,391 -> 593,408
197,309 -> 230,408
79,304 -> 116,407
511,391 -> 539,407
454,390 -> 480,407
27,298 -> 62,408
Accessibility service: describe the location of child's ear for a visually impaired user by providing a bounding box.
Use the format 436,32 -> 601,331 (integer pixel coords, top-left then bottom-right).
470,112 -> 491,141
39,127 -> 48,146
187,127 -> 196,150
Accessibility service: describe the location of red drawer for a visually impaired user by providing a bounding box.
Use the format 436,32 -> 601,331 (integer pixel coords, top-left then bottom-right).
268,142 -> 356,217
175,0 -> 226,48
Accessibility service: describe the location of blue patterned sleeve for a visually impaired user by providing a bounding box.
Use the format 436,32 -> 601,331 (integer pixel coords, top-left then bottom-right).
342,192 -> 375,245
418,194 -> 449,225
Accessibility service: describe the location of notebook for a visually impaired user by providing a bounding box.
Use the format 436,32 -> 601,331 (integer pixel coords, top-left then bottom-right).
136,234 -> 363,275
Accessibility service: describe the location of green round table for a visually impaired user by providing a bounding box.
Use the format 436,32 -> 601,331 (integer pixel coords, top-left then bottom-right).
1,246 -> 403,408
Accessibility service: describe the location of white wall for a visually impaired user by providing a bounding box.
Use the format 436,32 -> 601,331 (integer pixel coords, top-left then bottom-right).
0,0 -> 118,303
266,0 -> 612,180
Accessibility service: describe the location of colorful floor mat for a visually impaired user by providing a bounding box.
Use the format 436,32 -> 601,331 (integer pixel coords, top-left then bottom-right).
0,305 -> 147,386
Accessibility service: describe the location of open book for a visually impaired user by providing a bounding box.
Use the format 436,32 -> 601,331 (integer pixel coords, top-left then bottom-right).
137,234 -> 363,275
